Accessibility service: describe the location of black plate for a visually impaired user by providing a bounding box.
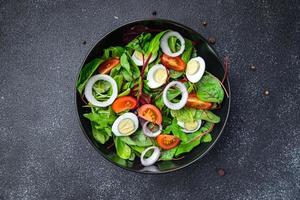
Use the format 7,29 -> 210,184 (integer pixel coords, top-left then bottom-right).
75,19 -> 231,174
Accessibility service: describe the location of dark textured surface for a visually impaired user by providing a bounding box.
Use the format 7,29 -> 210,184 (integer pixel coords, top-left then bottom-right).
0,0 -> 299,199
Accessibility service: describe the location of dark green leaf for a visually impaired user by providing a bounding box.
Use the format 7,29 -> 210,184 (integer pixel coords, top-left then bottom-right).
118,88 -> 131,97
146,31 -> 167,55
160,147 -> 178,160
169,69 -> 184,79
91,122 -> 109,144
196,74 -> 224,103
114,137 -> 132,160
92,80 -> 111,94
175,139 -> 200,156
181,39 -> 193,63
170,107 -> 196,123
103,46 -> 125,58
121,69 -> 133,81
195,110 -> 220,123
120,53 -> 133,76
119,130 -> 153,147
168,36 -> 177,53
76,58 -> 103,95
126,33 -> 152,53
113,75 -> 123,92
163,118 -> 188,142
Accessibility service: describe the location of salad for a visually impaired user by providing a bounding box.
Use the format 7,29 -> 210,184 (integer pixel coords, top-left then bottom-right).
76,30 -> 227,166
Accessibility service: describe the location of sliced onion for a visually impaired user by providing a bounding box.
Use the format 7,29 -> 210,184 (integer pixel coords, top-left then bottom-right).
84,74 -> 118,107
131,51 -> 157,66
163,81 -> 188,110
140,146 -> 160,166
160,31 -> 185,57
143,121 -> 162,137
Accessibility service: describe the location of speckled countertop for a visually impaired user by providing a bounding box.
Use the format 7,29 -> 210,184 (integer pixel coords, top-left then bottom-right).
0,0 -> 299,199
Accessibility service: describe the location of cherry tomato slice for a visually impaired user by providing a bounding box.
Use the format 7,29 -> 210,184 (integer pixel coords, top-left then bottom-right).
186,93 -> 213,110
160,54 -> 186,72
98,57 -> 120,74
138,104 -> 162,124
112,96 -> 138,113
157,134 -> 180,150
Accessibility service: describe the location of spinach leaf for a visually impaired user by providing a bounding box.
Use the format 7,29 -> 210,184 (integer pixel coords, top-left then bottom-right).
76,46 -> 125,95
103,46 -> 125,58
195,110 -> 220,123
76,58 -> 103,95
119,130 -> 153,147
181,39 -> 193,63
91,122 -> 109,144
113,75 -> 123,92
175,139 -> 200,156
168,36 -> 177,53
114,137 -> 132,160
175,122 -> 214,156
118,88 -> 131,97
164,118 -> 188,142
171,107 -> 220,124
84,107 -> 116,129
154,96 -> 164,110
93,80 -> 111,94
169,70 -> 184,79
129,152 -> 136,161
120,53 -> 133,77
110,64 -> 122,77
202,133 -> 212,143
126,33 -> 152,53
121,69 -> 133,81
170,107 -> 196,123
195,74 -> 224,103
146,31 -> 167,56
184,122 -> 214,143
130,145 -> 146,155
160,147 -> 178,161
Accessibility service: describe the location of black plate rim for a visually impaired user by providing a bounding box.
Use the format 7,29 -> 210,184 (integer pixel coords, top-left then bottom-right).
74,18 -> 231,174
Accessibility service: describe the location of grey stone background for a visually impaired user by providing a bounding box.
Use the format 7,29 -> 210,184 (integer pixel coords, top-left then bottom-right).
0,0 -> 299,199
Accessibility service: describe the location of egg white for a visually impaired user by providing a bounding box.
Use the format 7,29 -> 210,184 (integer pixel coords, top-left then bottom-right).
112,112 -> 139,136
147,64 -> 168,89
177,119 -> 202,133
186,57 -> 206,83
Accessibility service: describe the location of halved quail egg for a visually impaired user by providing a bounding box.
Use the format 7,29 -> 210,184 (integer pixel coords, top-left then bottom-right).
177,119 -> 202,133
146,64 -> 168,89
185,57 -> 206,83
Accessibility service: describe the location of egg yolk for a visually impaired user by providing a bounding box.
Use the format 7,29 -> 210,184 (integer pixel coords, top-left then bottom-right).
186,60 -> 199,75
184,121 -> 198,131
154,69 -> 167,84
118,119 -> 135,135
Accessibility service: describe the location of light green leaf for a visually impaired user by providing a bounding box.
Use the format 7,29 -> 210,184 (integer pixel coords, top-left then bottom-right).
202,133 -> 212,143
118,88 -> 131,97
114,137 -> 132,160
